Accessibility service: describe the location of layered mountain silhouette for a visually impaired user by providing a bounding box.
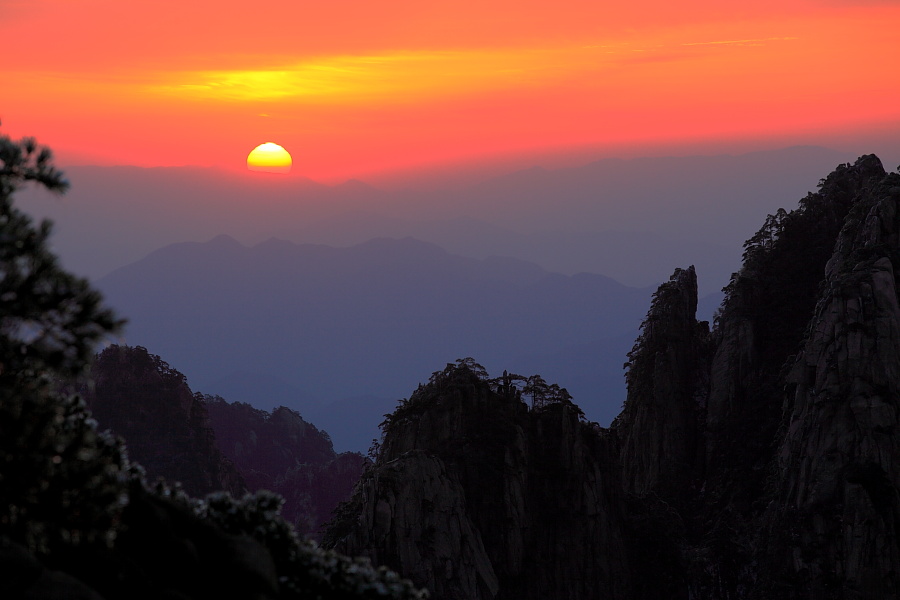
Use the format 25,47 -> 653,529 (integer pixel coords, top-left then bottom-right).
324,155 -> 900,599
6,144 -> 899,599
20,146 -> 855,294
203,396 -> 365,538
95,236 -> 660,450
83,345 -> 364,539
83,345 -> 246,498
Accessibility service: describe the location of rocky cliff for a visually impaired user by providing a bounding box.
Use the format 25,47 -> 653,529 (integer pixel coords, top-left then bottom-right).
614,265 -> 710,500
324,156 -> 900,599
681,154 -> 892,596
328,364 -> 634,600
762,160 -> 900,597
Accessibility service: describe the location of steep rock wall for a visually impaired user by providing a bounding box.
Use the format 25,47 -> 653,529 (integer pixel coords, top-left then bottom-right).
706,156 -> 886,509
326,156 -> 900,600
686,156 -> 890,594
615,265 -> 710,498
331,368 -> 632,600
765,167 -> 900,598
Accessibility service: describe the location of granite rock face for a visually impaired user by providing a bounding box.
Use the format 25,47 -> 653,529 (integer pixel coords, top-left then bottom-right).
704,156 -> 883,507
325,156 -> 900,600
689,154 -> 892,596
765,161 -> 900,598
346,450 -> 499,599
331,367 -> 632,600
615,265 -> 710,499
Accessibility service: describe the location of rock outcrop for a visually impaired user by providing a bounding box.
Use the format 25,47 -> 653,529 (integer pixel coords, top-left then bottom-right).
329,364 -> 632,600
325,156 -> 900,600
615,265 -> 710,499
763,161 -> 900,597
690,154 -> 891,595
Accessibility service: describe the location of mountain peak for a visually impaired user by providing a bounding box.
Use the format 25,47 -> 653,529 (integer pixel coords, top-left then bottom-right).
206,233 -> 244,248
322,154 -> 900,599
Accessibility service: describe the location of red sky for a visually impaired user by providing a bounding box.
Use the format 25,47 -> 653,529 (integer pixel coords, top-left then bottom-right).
2,0 -> 898,181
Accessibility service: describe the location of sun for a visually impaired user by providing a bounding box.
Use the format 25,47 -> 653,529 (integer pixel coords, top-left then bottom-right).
247,142 -> 292,174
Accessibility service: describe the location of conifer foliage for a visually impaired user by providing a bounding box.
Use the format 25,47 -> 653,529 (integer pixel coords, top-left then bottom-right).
0,130 -> 128,554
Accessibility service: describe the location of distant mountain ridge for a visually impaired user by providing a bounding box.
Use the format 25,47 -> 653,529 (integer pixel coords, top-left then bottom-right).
96,236 -> 654,450
20,146 -> 858,293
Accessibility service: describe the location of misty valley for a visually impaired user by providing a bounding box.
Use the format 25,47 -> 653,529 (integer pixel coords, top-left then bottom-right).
3,136 -> 900,599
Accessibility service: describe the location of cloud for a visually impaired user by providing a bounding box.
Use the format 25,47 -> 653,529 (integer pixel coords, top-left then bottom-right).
143,48 -> 602,104
143,33 -> 804,105
681,36 -> 799,46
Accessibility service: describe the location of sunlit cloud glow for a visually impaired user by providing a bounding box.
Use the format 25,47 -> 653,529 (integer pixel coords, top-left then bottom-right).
1,0 -> 898,179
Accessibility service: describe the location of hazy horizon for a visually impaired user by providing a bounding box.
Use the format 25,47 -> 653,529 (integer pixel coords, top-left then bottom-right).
19,143 -> 894,295
15,141 -> 894,452
7,0 -> 900,454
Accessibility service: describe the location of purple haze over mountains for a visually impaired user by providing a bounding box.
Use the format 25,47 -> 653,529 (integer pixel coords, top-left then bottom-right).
20,146 -> 857,294
93,235 -> 654,450
15,145 -> 871,449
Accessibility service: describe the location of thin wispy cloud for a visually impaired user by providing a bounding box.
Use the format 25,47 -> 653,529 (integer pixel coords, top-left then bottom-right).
144,35 -> 802,105
681,36 -> 799,46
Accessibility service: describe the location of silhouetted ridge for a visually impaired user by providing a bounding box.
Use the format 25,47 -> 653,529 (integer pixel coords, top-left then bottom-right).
83,344 -> 365,540
694,155 -> 888,592
85,345 -> 246,497
324,155 -> 900,599
207,233 -> 244,248
354,236 -> 450,262
203,397 -> 365,538
327,360 -> 632,600
615,265 -> 711,500
760,157 -> 900,597
253,237 -> 297,253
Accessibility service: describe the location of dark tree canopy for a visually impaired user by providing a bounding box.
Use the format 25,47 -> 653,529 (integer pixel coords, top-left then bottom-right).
0,129 -> 127,553
1,130 -> 122,379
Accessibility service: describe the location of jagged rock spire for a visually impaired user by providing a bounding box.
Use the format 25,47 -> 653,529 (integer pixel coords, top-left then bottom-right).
615,265 -> 709,498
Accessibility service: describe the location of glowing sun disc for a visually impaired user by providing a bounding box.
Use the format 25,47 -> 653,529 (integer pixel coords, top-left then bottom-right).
247,142 -> 292,173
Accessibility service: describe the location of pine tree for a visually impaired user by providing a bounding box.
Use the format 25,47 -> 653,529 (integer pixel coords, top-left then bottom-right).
0,128 -> 127,553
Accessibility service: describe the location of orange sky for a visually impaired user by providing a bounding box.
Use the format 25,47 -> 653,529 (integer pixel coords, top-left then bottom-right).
2,0 -> 898,181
